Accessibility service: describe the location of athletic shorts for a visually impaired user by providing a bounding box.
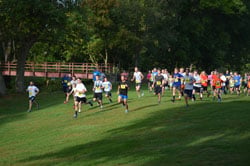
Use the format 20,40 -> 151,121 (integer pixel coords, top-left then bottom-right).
154,86 -> 162,94
119,94 -> 128,100
93,93 -> 103,100
62,86 -> 68,93
163,83 -> 168,87
67,87 -> 72,93
184,89 -> 193,98
173,84 -> 181,90
194,86 -> 201,93
242,83 -> 247,88
202,86 -> 207,91
76,97 -> 87,103
212,86 -> 216,91
29,96 -> 36,102
234,85 -> 240,89
136,83 -> 142,87
105,91 -> 112,97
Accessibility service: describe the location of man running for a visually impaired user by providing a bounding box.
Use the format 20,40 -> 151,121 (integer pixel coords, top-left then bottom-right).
26,81 -> 39,112
102,77 -> 113,103
183,69 -> 195,107
213,73 -> 222,102
131,67 -> 144,98
74,78 -> 92,118
118,75 -> 129,113
171,68 -> 183,102
153,69 -> 165,104
233,72 -> 241,95
193,70 -> 202,100
200,71 -> 210,97
93,75 -> 103,109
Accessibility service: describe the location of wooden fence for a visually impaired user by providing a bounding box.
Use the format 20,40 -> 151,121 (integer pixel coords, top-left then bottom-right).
0,62 -> 113,79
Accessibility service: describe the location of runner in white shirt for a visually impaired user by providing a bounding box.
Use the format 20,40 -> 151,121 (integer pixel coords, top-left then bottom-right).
193,70 -> 203,100
73,78 -> 93,118
161,69 -> 168,96
131,67 -> 144,98
93,75 -> 104,109
26,81 -> 39,112
102,77 -> 113,103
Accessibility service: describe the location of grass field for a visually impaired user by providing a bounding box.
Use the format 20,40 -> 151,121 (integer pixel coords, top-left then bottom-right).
0,87 -> 250,166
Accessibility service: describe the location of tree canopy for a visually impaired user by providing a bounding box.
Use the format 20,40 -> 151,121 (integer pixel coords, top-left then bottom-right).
0,0 -> 250,92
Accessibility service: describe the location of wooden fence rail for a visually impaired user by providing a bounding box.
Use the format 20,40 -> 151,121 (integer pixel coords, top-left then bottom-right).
0,62 -> 113,79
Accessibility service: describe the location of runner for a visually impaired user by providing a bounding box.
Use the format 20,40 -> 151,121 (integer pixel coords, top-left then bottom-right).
118,75 -> 129,113
102,77 -> 113,103
225,70 -> 230,91
200,71 -> 210,97
66,83 -> 77,107
242,73 -> 248,95
247,76 -> 250,96
171,68 -> 183,102
74,78 -> 93,118
146,70 -> 153,92
131,67 -> 144,98
193,70 -> 202,101
168,74 -> 174,91
26,81 -> 39,112
183,69 -> 195,107
233,72 -> 241,95
64,76 -> 77,104
153,69 -> 165,104
229,75 -> 235,94
61,73 -> 71,97
161,69 -> 168,96
179,67 -> 186,97
213,73 -> 222,102
93,75 -> 104,109
220,73 -> 227,94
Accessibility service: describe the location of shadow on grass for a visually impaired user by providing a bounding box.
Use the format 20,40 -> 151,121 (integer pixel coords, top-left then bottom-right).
17,98 -> 250,166
0,92 -> 65,126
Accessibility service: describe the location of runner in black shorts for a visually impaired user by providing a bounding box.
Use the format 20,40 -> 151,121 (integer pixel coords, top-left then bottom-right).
153,69 -> 164,104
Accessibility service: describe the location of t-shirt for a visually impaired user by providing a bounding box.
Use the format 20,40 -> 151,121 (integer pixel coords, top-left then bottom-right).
62,76 -> 71,87
119,81 -> 129,96
69,80 -> 77,87
200,74 -> 208,87
173,73 -> 183,86
75,83 -> 87,98
184,75 -> 195,90
102,81 -> 112,92
193,75 -> 201,88
94,80 -> 103,93
214,77 -> 222,89
233,76 -> 241,86
155,75 -> 164,87
134,72 -> 143,83
27,85 -> 39,97
161,73 -> 168,81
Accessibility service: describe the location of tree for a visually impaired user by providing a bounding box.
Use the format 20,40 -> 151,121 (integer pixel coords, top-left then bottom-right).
0,0 -> 65,92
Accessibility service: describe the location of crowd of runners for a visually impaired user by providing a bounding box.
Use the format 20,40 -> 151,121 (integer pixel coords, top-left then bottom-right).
26,67 -> 250,118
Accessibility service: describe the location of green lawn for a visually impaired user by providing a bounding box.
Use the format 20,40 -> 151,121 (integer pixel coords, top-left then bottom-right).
0,87 -> 250,166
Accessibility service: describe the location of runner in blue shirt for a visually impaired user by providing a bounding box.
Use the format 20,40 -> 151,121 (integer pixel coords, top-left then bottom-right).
233,72 -> 241,95
171,68 -> 183,102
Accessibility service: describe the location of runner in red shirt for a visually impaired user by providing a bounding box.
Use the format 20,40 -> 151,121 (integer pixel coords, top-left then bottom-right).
213,73 -> 222,102
200,71 -> 210,97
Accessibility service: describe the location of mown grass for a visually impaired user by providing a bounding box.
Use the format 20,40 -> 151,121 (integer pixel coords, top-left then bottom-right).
0,86 -> 250,166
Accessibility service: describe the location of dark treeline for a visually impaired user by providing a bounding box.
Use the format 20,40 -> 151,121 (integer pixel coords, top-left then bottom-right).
0,0 -> 250,93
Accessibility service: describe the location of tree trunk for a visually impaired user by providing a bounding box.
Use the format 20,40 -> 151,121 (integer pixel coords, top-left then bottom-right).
15,42 -> 33,93
2,41 -> 12,62
0,72 -> 7,96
